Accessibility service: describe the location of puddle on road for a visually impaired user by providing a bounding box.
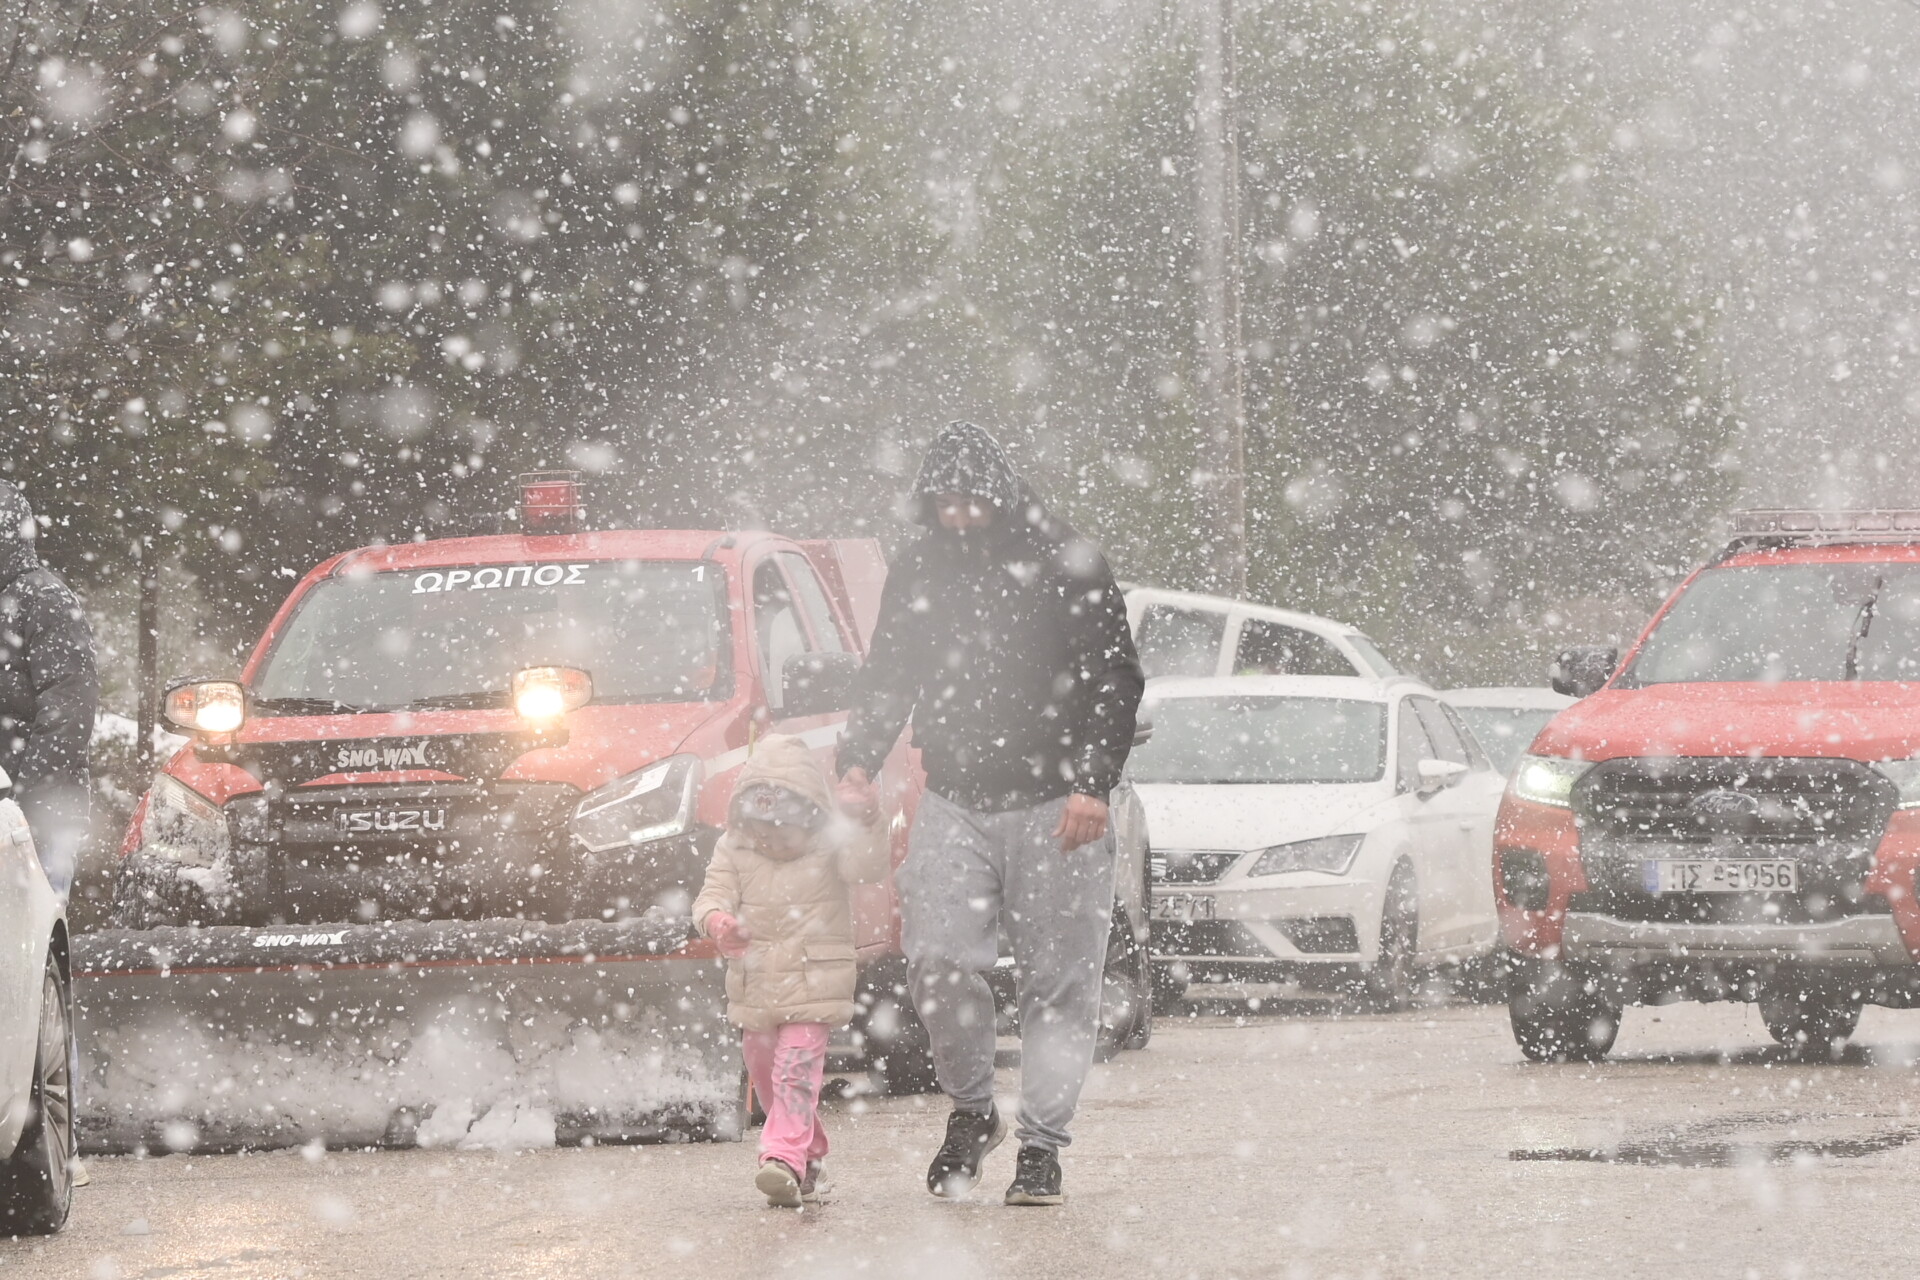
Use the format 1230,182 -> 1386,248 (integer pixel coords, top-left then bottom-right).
1511,1112 -> 1920,1166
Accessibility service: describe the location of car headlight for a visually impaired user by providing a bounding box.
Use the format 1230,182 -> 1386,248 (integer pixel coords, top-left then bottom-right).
1875,758 -> 1920,808
139,773 -> 229,868
572,754 -> 702,853
1249,834 -> 1364,877
1510,754 -> 1594,809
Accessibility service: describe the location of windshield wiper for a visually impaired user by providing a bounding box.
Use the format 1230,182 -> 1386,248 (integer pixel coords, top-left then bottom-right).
399,691 -> 510,710
251,696 -> 366,715
1844,576 -> 1885,681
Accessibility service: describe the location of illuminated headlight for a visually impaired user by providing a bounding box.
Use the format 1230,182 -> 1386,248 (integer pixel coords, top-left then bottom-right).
139,774 -> 229,868
1875,758 -> 1920,809
163,680 -> 246,735
1510,754 -> 1594,809
1249,834 -> 1364,877
572,754 -> 701,853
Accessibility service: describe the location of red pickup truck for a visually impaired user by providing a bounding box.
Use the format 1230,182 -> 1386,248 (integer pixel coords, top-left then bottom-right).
80,476 -> 1152,1151
1495,511 -> 1920,1061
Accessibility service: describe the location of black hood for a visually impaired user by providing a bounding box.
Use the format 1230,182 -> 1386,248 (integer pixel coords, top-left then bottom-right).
906,421 -> 1027,527
0,480 -> 38,586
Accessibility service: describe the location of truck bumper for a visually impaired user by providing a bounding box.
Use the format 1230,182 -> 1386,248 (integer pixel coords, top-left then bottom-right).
1561,911 -> 1915,968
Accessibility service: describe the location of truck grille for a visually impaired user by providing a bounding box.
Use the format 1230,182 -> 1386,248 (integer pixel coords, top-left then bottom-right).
1150,850 -> 1244,885
1570,757 -> 1895,925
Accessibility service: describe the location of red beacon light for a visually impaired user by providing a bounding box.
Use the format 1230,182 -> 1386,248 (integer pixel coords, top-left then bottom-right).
517,471 -> 587,534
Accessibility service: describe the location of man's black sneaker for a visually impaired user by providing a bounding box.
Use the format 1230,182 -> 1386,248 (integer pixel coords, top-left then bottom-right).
1004,1145 -> 1064,1206
926,1106 -> 1006,1198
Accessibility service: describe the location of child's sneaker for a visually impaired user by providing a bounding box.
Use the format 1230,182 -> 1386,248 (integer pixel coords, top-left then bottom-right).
756,1158 -> 804,1208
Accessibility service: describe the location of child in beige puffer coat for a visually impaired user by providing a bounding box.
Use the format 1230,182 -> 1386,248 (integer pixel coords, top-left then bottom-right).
691,733 -> 890,1207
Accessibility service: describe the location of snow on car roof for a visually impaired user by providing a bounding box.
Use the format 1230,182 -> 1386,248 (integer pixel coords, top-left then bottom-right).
1142,674 -> 1423,703
1121,585 -> 1365,637
1436,686 -> 1575,710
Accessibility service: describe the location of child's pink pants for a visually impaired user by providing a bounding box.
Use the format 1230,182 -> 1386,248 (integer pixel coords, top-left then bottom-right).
741,1021 -> 830,1173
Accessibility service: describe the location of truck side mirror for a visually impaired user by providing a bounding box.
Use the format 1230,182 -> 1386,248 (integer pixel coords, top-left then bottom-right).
1550,646 -> 1618,698
781,652 -> 861,718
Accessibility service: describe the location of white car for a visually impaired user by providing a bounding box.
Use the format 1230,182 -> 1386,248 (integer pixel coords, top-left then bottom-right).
1436,687 -> 1575,777
1127,677 -> 1507,1009
0,767 -> 72,1235
1123,587 -> 1400,682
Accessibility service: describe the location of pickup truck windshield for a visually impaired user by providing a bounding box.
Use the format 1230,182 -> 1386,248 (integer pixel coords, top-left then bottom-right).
252,561 -> 728,711
1625,563 -> 1920,684
1127,696 -> 1386,784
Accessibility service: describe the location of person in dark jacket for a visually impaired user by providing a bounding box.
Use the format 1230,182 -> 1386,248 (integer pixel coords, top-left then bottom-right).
838,421 -> 1144,1207
0,480 -> 98,899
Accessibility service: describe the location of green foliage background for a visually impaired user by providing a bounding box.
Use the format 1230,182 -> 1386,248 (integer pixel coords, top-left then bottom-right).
2,0 -> 1737,693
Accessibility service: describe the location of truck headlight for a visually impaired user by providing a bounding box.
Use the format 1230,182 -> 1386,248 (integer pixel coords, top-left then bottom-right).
139,774 -> 230,868
1875,758 -> 1920,808
572,754 -> 702,853
1249,834 -> 1364,877
1510,755 -> 1594,809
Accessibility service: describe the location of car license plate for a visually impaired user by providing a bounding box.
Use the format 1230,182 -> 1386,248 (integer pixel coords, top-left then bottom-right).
1642,859 -> 1798,894
1152,894 -> 1217,923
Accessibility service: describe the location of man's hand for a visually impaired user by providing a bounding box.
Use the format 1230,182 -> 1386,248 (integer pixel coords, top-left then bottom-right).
837,767 -> 880,824
1054,793 -> 1109,852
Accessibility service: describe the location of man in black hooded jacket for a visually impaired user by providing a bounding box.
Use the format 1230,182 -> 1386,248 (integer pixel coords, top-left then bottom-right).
0,479 -> 98,899
838,421 -> 1144,1207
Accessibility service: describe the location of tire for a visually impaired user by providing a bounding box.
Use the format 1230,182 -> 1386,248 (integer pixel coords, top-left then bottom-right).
0,952 -> 75,1236
1150,963 -> 1189,1017
1508,958 -> 1621,1063
1362,864 -> 1419,1012
858,985 -> 940,1095
1095,910 -> 1153,1061
1759,982 -> 1862,1059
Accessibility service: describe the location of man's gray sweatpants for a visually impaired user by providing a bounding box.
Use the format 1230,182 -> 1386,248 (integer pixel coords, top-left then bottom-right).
897,790 -> 1113,1153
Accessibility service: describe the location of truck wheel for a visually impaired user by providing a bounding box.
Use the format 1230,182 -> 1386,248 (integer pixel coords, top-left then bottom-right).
1759,983 -> 1862,1059
1362,865 -> 1419,1012
1095,909 -> 1152,1060
1508,959 -> 1621,1063
0,954 -> 75,1236
1150,963 -> 1189,1017
858,986 -> 940,1096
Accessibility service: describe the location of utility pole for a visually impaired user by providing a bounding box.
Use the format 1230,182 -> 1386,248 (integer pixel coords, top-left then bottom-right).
1192,0 -> 1246,597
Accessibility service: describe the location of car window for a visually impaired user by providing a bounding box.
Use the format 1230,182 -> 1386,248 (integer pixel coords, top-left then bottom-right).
1412,696 -> 1473,768
1448,705 -> 1553,774
1233,619 -> 1356,676
753,560 -> 810,710
1344,633 -> 1400,677
1135,605 -> 1225,678
1126,695 -> 1387,784
776,552 -> 847,654
1437,703 -> 1493,771
1395,698 -> 1434,793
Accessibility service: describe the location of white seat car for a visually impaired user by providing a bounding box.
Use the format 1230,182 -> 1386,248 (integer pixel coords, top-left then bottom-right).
0,767 -> 72,1235
1128,677 -> 1507,1008
1124,587 -> 1400,681
1435,687 -> 1575,776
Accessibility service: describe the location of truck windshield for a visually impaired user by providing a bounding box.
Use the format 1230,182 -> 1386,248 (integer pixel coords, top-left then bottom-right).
1127,696 -> 1386,784
252,560 -> 729,711
1624,563 -> 1920,684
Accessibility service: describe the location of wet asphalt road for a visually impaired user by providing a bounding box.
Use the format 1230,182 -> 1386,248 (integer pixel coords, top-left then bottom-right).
9,997 -> 1920,1279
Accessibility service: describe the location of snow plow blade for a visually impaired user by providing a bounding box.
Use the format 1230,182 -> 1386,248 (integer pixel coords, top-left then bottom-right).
71,917 -> 739,1154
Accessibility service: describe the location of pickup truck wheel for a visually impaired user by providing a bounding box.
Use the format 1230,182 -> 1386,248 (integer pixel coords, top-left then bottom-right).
0,954 -> 75,1236
1508,959 -> 1621,1063
858,987 -> 940,1096
1759,984 -> 1862,1059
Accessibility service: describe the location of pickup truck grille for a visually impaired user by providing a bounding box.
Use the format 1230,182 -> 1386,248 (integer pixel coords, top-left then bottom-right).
1570,757 -> 1895,925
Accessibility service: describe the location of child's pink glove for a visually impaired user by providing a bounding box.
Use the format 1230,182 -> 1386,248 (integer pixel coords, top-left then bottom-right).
705,911 -> 750,958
